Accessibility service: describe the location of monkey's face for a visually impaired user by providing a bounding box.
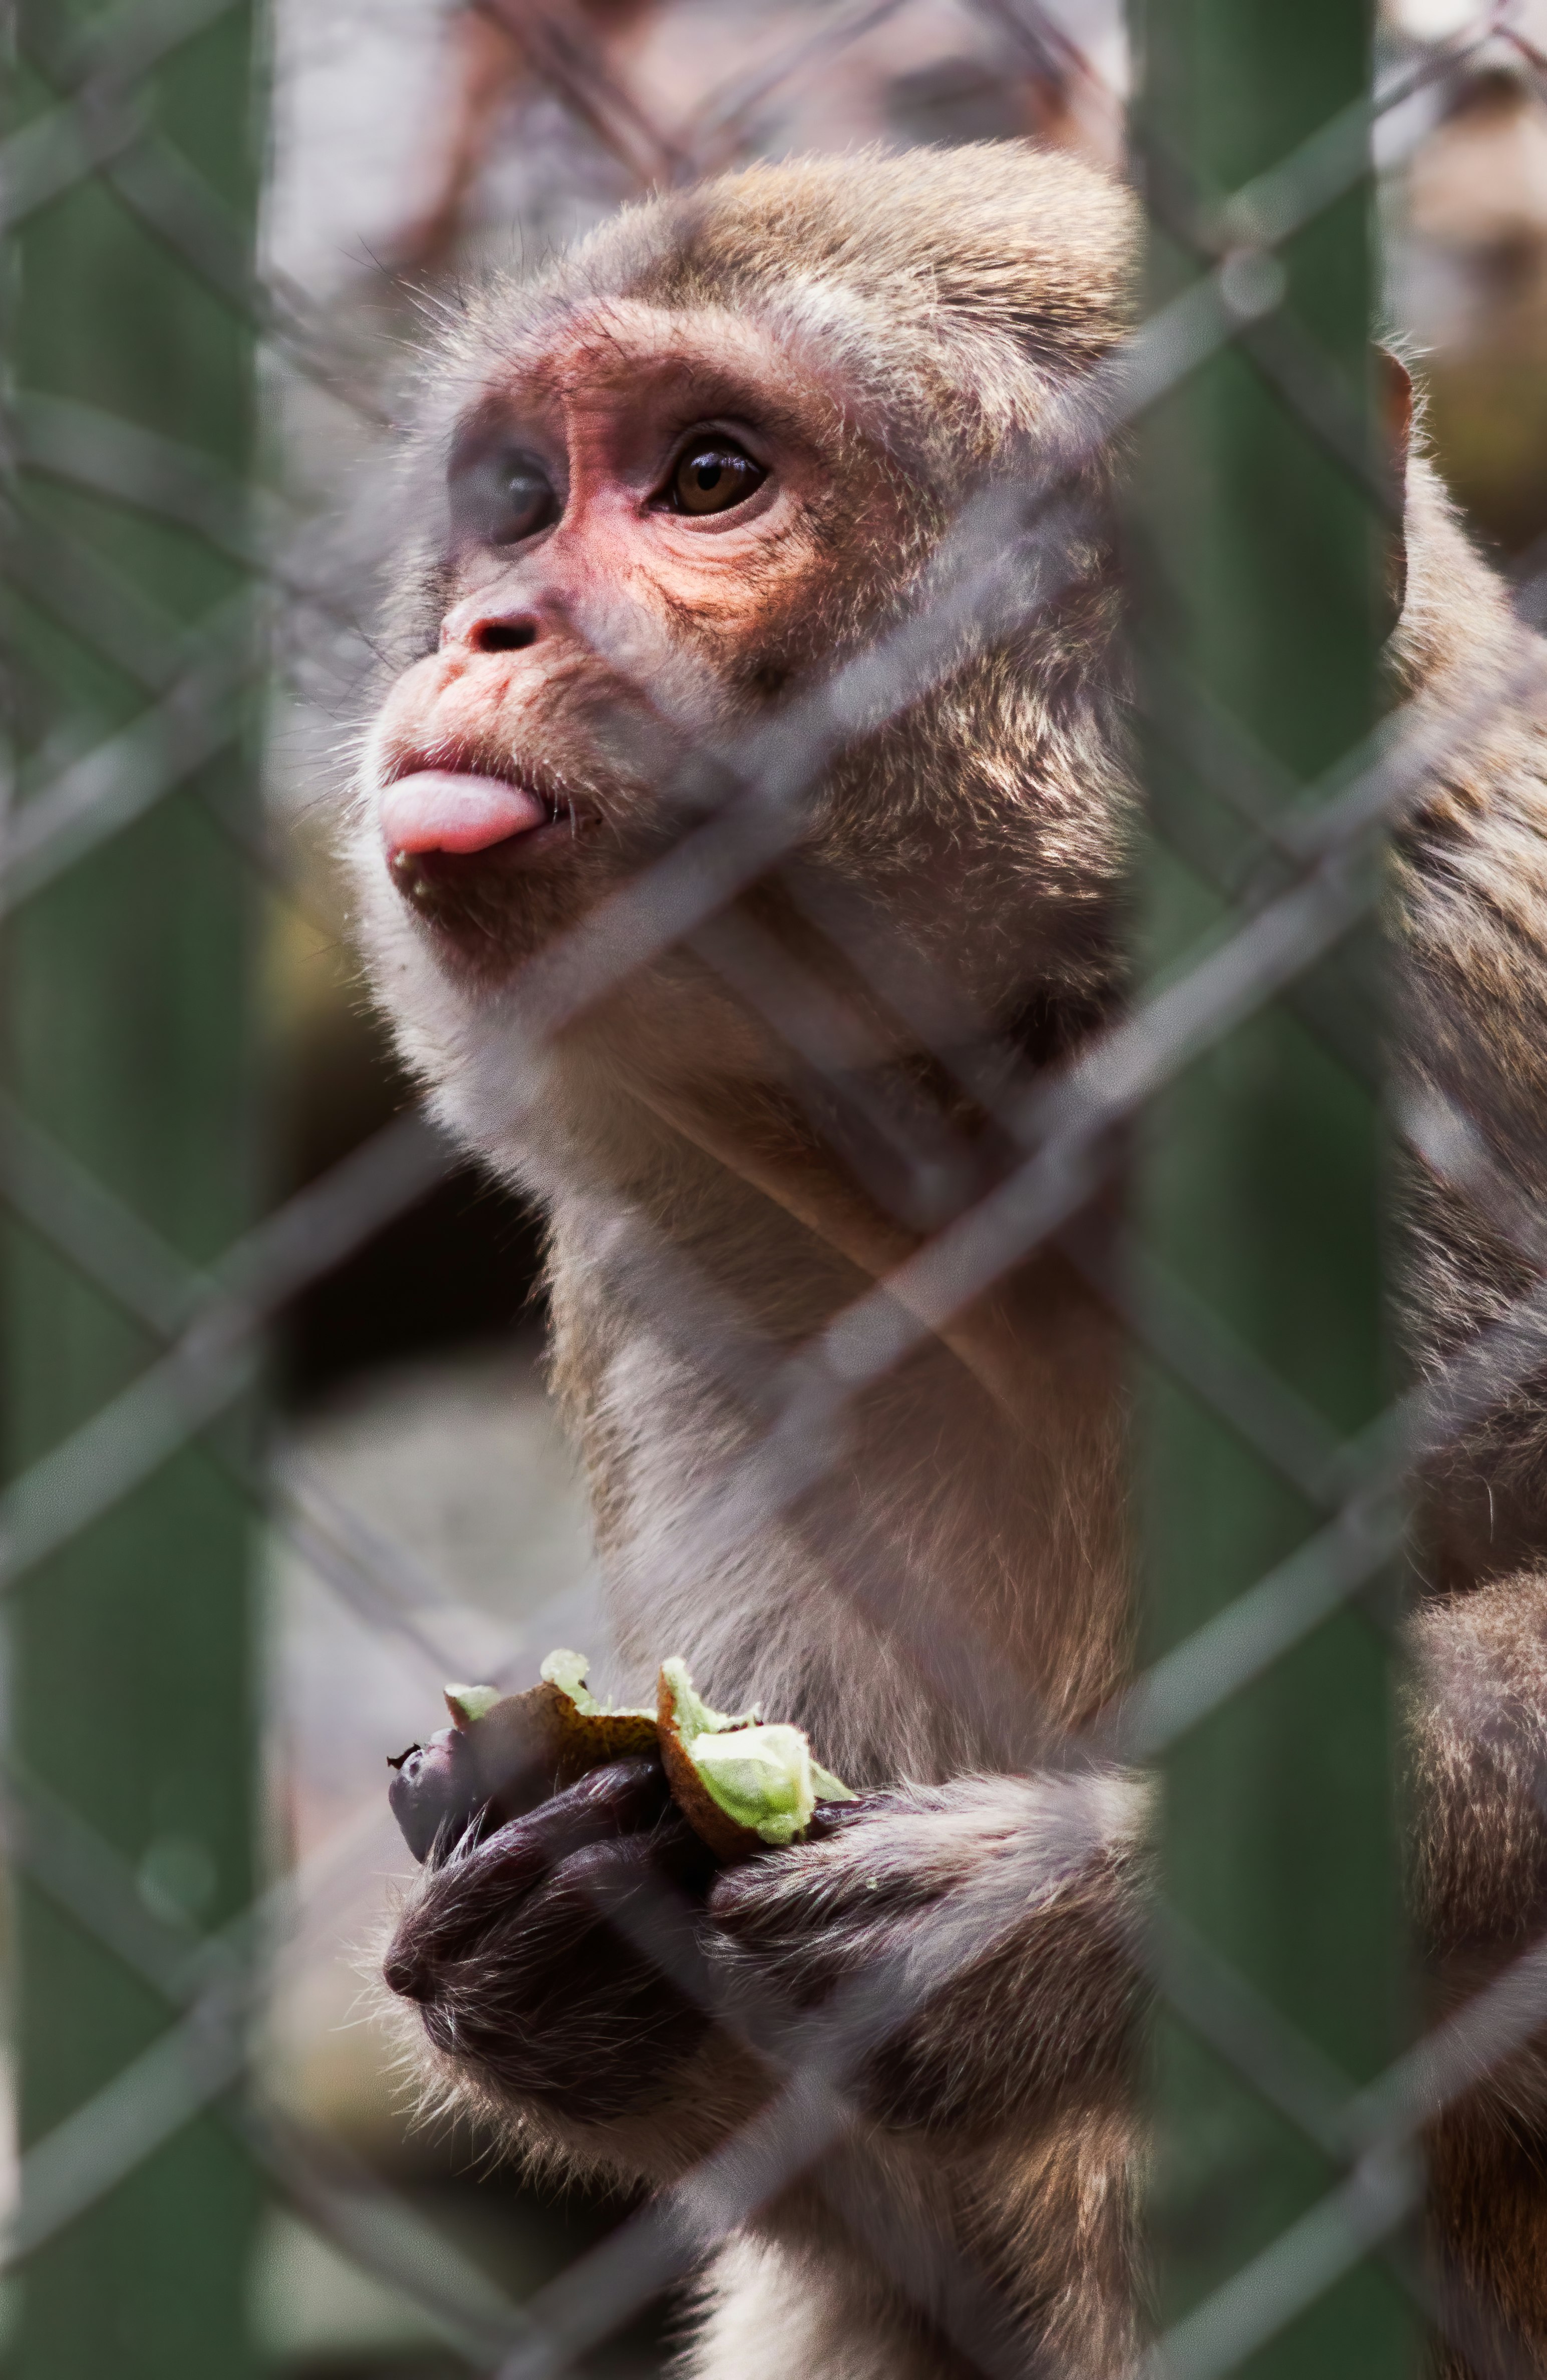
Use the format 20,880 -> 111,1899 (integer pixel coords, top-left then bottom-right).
363,299 -> 914,992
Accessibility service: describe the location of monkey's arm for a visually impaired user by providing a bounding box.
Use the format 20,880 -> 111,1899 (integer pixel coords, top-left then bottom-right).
1405,1570 -> 1547,2363
385,1586 -> 1547,2176
707,1769 -> 1151,2133
1410,1571 -> 1547,2028
384,1761 -> 1151,2179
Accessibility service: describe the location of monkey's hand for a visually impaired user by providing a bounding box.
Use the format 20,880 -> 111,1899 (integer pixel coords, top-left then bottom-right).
383,1760 -> 1149,2174
383,1754 -> 719,2126
707,1767 -> 1151,2136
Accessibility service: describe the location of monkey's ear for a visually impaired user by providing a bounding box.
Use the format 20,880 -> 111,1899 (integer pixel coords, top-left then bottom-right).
1378,346 -> 1412,638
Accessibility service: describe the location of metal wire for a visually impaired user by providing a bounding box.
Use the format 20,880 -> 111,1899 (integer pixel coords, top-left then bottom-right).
7,0 -> 1547,2374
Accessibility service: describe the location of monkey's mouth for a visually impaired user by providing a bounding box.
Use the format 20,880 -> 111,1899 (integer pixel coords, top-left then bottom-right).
379,764 -> 598,926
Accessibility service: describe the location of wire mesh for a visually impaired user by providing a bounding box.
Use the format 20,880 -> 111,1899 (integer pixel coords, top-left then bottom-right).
6,1 -> 1547,2375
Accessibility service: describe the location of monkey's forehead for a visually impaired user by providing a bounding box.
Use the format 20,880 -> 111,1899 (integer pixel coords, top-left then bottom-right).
429,147 -> 1137,471
440,293 -> 898,452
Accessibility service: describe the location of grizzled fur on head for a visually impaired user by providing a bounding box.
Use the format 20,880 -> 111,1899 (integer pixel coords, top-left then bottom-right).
407,141 -> 1138,542
361,145 -> 1145,1174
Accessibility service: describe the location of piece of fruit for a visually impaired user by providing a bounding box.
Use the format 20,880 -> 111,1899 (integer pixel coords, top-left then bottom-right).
656,1657 -> 856,1861
386,1649 -> 855,1866
387,1651 -> 655,1863
451,1649 -> 657,1805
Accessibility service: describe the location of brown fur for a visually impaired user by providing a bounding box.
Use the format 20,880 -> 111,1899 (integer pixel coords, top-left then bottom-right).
349,144 -> 1547,2374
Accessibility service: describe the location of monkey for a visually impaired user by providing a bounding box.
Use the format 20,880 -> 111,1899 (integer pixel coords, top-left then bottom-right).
347,141 -> 1547,2376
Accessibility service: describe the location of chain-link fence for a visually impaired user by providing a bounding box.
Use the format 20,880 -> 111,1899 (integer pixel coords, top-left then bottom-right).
7,0 -> 1547,2374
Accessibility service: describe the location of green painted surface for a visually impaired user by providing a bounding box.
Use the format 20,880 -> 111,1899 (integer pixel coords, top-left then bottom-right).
1127,1 -> 1417,2369
3,5 -> 265,2371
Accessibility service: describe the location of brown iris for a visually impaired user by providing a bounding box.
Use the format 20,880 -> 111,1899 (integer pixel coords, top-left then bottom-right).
671,440 -> 765,515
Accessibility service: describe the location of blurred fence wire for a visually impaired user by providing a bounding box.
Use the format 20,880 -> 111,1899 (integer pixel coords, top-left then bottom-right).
7,0 -> 1547,2374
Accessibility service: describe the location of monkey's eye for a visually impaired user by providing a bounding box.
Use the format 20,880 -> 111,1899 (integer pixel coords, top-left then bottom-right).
448,445 -> 557,546
668,439 -> 766,516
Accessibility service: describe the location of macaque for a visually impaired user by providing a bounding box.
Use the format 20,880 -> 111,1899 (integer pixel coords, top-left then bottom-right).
351,143 -> 1547,2375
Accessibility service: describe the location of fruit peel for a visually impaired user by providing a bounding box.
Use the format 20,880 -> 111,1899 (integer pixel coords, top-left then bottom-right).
388,1651 -> 656,1862
458,1650 -> 656,1813
444,1683 -> 500,1728
657,1656 -> 856,1860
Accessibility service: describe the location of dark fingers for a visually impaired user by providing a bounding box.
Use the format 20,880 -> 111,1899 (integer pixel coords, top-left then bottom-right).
384,1754 -> 672,1999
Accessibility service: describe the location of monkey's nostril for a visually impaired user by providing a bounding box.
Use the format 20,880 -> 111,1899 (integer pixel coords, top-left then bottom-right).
471,618 -> 537,654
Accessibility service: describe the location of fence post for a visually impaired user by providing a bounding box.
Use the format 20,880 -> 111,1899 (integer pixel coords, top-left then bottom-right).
1127,0 -> 1417,2370
3,5 -> 265,2372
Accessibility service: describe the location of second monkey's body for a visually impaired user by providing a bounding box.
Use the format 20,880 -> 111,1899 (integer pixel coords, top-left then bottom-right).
356,145 -> 1547,2375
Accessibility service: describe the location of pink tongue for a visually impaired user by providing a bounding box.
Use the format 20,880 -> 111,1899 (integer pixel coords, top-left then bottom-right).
380,770 -> 548,856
